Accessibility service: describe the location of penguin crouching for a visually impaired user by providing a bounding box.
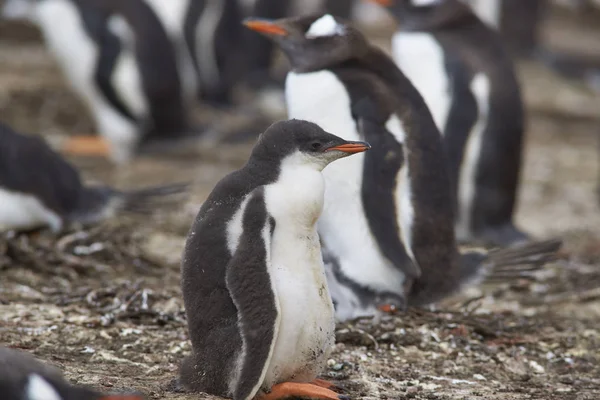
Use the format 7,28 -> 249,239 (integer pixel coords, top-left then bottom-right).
244,14 -> 563,322
371,0 -> 529,247
0,122 -> 189,233
0,346 -> 144,400
180,119 -> 368,400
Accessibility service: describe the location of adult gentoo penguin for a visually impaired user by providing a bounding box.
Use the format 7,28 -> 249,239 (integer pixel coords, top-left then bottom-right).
1,0 -> 196,163
370,0 -> 528,246
0,122 -> 187,233
180,119 -> 368,400
0,346 -> 143,400
244,14 -> 562,321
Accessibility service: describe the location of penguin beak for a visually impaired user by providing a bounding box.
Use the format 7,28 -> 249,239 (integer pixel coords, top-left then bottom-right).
366,0 -> 394,6
325,141 -> 371,154
243,18 -> 289,36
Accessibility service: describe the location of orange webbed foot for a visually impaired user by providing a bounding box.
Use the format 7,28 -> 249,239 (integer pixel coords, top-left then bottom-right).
259,382 -> 349,400
62,135 -> 112,157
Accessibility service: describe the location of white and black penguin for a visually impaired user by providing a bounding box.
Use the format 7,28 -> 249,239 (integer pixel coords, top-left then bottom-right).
0,122 -> 188,233
1,0 -> 198,163
184,0 -> 246,107
0,346 -> 143,400
371,0 -> 529,246
244,14 -> 562,321
180,119 -> 368,400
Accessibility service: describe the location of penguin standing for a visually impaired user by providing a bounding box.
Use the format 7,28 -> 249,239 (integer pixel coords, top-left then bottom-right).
0,122 -> 187,233
0,346 -> 144,400
245,14 -> 562,321
1,0 -> 194,163
371,0 -> 529,246
180,119 -> 368,400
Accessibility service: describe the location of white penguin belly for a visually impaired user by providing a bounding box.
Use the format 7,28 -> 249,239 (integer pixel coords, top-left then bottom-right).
286,71 -> 406,296
262,163 -> 335,386
0,189 -> 61,232
392,32 -> 451,134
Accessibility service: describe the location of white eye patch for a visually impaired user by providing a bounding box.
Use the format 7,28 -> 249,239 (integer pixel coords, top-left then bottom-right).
305,14 -> 345,39
26,374 -> 62,400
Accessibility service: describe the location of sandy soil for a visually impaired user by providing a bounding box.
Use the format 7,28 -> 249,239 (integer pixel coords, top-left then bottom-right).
1,6 -> 600,400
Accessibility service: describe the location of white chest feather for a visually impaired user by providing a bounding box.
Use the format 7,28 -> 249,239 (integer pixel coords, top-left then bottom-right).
286,71 -> 407,295
392,32 -> 451,134
456,73 -> 490,238
0,188 -> 62,232
26,375 -> 62,400
262,157 -> 335,385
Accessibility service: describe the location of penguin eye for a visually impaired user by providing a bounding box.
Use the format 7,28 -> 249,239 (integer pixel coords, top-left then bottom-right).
310,142 -> 322,151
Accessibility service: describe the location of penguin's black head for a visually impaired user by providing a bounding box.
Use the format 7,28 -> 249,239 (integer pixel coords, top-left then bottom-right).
243,14 -> 370,72
367,0 -> 473,29
250,119 -> 370,170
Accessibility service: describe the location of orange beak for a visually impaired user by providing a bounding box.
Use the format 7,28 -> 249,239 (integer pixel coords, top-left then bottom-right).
243,19 -> 288,36
325,142 -> 371,154
366,0 -> 394,6
377,304 -> 398,313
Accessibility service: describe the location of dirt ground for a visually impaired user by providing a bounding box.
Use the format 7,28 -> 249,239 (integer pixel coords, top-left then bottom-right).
1,6 -> 600,400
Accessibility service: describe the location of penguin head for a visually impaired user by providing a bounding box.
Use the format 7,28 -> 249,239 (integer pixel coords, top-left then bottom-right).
367,0 -> 472,27
243,14 -> 370,72
250,119 -> 370,171
1,0 -> 39,21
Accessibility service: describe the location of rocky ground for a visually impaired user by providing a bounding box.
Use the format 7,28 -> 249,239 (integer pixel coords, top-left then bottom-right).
1,5 -> 600,400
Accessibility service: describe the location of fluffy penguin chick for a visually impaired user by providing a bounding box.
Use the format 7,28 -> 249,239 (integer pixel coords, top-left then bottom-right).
0,122 -> 188,233
0,346 -> 143,400
244,14 -> 563,322
180,119 -> 369,400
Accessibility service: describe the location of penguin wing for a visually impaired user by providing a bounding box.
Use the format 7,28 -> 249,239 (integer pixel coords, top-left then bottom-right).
357,116 -> 420,279
225,188 -> 279,400
0,123 -> 84,216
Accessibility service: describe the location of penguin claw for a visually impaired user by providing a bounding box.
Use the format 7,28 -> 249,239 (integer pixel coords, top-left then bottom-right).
62,135 -> 112,157
259,382 -> 347,400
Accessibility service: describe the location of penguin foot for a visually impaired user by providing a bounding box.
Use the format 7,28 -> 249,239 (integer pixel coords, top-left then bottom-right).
62,135 -> 112,157
260,382 -> 349,400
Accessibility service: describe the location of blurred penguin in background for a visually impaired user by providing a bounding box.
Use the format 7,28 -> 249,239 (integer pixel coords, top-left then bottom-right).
1,0 -> 246,163
462,0 -> 600,89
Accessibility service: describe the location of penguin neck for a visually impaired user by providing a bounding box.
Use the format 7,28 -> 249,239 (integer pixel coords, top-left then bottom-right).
394,2 -> 475,32
265,151 -> 326,229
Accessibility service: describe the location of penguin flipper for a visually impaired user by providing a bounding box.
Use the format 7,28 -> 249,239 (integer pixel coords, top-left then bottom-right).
225,189 -> 280,400
357,117 -> 420,279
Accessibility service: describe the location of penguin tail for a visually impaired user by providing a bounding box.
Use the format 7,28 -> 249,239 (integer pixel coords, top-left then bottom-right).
115,183 -> 190,214
458,238 -> 563,284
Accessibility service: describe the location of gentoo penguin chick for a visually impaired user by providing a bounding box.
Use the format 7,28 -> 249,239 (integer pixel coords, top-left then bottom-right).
2,0 -> 196,164
244,14 -> 562,321
0,122 -> 188,233
0,346 -> 143,400
180,119 -> 368,400
371,0 -> 529,246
